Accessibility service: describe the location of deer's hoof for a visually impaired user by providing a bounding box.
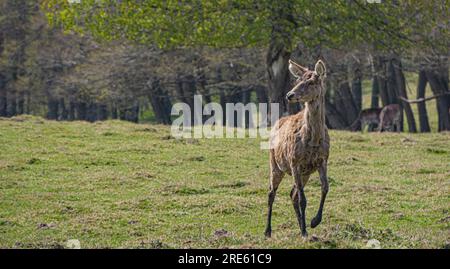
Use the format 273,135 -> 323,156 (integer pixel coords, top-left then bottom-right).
311,216 -> 322,228
264,230 -> 272,238
301,231 -> 308,238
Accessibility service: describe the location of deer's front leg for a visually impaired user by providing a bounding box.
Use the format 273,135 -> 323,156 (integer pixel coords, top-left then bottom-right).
293,172 -> 307,237
265,168 -> 283,238
311,162 -> 329,228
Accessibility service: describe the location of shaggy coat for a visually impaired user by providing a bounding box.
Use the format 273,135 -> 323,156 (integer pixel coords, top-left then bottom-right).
350,108 -> 383,132
379,104 -> 402,132
265,59 -> 330,238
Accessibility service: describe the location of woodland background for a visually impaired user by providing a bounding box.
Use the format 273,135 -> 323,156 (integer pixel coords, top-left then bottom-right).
0,1 -> 448,131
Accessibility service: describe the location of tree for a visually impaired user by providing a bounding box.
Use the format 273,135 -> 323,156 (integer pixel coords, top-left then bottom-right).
0,0 -> 37,116
44,1 -> 445,114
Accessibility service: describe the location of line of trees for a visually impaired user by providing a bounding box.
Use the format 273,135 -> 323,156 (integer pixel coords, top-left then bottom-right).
0,1 -> 448,132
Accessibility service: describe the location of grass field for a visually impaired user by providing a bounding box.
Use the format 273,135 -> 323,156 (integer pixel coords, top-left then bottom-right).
0,115 -> 449,249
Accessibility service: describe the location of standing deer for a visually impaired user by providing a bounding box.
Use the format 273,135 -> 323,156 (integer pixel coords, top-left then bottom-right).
265,59 -> 330,238
378,104 -> 402,132
350,108 -> 382,132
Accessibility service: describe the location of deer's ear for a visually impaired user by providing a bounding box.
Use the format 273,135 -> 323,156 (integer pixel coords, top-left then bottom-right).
314,60 -> 326,77
288,59 -> 307,78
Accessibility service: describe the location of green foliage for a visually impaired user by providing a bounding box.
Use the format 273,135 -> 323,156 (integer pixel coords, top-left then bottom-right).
43,0 -> 449,52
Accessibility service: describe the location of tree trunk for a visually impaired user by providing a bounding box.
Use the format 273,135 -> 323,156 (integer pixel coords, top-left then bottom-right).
68,101 -> 76,120
241,88 -> 251,128
7,89 -> 17,117
59,98 -> 68,120
86,103 -> 98,122
111,104 -> 118,120
325,97 -> 348,129
119,103 -> 139,123
386,60 -> 399,105
25,91 -> 31,114
196,72 -> 211,104
374,55 -> 389,107
416,70 -> 431,132
47,97 -> 59,120
77,102 -> 87,120
0,33 -> 5,117
352,69 -> 362,113
266,40 -> 290,118
97,103 -> 108,121
393,58 -> 416,133
131,103 -> 139,123
425,67 -> 450,131
0,74 -> 6,117
148,78 -> 172,124
175,74 -> 197,125
385,58 -> 403,131
254,85 -> 268,104
17,91 -> 25,115
370,54 -> 380,108
334,80 -> 359,126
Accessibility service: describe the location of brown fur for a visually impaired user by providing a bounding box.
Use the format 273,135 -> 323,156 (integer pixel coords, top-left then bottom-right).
265,60 -> 330,238
350,108 -> 382,132
379,104 -> 401,132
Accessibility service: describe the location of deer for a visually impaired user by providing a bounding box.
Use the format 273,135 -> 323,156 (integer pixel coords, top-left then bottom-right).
265,59 -> 330,238
378,104 -> 402,132
350,107 -> 383,132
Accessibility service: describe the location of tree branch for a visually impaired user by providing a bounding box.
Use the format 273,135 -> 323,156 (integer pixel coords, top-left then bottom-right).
398,93 -> 450,104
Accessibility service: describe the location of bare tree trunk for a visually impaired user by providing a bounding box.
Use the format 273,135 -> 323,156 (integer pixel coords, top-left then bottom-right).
175,74 -> 197,125
148,78 -> 172,124
97,103 -> 108,121
0,74 -> 6,117
266,41 -> 290,117
325,97 -> 348,129
426,67 -> 450,131
47,97 -> 59,120
416,70 -> 431,132
334,80 -> 359,126
384,58 -> 403,131
59,98 -> 68,120
0,32 -> 5,117
266,1 -> 296,119
352,67 -> 362,113
393,58 -> 416,132
77,102 -> 87,120
242,88 -> 251,128
196,72 -> 211,104
374,55 -> 389,107
17,91 -> 25,115
25,91 -> 31,114
132,103 -> 139,123
370,54 -> 380,108
68,101 -> 76,120
254,85 -> 268,104
111,105 -> 118,120
86,103 -> 98,122
7,89 -> 17,117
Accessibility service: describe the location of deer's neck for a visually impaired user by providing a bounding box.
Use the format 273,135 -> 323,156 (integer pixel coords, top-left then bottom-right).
303,94 -> 326,146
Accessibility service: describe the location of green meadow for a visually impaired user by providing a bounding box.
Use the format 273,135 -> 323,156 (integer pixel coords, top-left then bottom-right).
0,115 -> 448,248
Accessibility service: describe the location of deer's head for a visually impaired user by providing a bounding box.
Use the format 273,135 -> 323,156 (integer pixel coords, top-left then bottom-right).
286,59 -> 326,103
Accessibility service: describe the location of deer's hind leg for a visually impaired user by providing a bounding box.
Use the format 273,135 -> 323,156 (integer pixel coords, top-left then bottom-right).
311,162 -> 329,228
265,156 -> 284,238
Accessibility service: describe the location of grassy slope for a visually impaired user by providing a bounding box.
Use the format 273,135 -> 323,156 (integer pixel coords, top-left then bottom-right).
0,115 -> 448,249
